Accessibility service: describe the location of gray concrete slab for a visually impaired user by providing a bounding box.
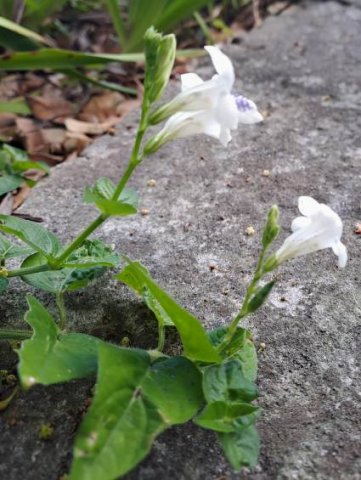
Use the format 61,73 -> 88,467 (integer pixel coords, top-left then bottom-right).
0,1 -> 360,479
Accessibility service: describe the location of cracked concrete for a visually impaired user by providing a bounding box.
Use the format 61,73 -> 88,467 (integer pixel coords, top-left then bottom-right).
0,1 -> 360,479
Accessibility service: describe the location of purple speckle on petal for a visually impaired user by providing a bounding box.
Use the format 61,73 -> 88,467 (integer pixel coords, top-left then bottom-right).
235,95 -> 253,112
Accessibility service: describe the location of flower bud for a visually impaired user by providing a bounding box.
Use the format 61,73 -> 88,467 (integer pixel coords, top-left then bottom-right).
144,27 -> 176,104
262,205 -> 280,249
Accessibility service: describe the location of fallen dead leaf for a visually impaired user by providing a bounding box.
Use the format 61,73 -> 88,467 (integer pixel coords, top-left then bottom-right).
28,95 -> 74,123
12,184 -> 32,211
29,152 -> 64,166
79,92 -> 125,122
42,128 -> 67,153
16,117 -> 46,154
65,117 -> 121,135
63,131 -> 91,154
0,113 -> 17,142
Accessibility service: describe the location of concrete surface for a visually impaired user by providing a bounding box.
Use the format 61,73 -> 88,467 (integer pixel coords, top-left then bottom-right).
0,1 -> 360,479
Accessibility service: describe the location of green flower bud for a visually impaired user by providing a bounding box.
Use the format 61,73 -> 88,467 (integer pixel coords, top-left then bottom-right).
262,205 -> 280,249
144,27 -> 176,104
247,281 -> 275,314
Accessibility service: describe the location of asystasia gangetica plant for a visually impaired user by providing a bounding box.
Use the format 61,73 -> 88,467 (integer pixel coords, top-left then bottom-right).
0,29 -> 347,480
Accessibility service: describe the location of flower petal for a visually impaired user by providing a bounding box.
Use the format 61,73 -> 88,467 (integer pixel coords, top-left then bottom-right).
219,126 -> 232,146
215,94 -> 238,130
181,73 -> 204,91
204,46 -> 234,88
331,241 -> 348,268
298,196 -> 320,216
235,96 -> 263,124
291,216 -> 311,232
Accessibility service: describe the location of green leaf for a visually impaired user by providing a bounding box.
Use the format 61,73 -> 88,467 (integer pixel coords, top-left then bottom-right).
93,177 -> 116,199
142,356 -> 203,424
0,98 -> 31,115
18,296 -> 101,387
218,425 -> 260,470
194,401 -> 259,433
12,160 -> 49,174
0,215 -> 61,258
156,0 -> 213,33
2,143 -> 28,162
84,180 -> 139,216
21,240 -> 119,293
203,360 -> 258,404
247,281 -> 275,314
116,261 -> 221,363
209,326 -> 247,356
0,15 -> 48,45
237,336 -> 258,383
105,0 -> 126,45
0,233 -> 34,260
0,174 -> 23,195
208,327 -> 258,381
70,344 -> 203,480
143,286 -> 174,327
0,276 -> 9,293
0,48 -> 203,71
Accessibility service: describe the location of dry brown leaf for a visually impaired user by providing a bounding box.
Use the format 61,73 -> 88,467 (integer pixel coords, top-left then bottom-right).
65,117 -> 121,135
28,95 -> 73,123
0,113 -> 17,142
12,168 -> 47,210
42,128 -> 67,153
29,152 -> 64,166
0,74 -> 20,99
12,184 -> 32,211
63,131 -> 91,153
80,92 -> 125,122
19,73 -> 46,95
16,117 -> 46,154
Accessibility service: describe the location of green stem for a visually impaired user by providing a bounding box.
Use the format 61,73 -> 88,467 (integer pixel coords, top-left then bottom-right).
4,97 -> 150,279
55,100 -> 149,265
218,249 -> 266,354
157,321 -> 165,352
55,214 -> 106,265
56,292 -> 67,330
0,329 -> 32,340
7,263 -> 55,278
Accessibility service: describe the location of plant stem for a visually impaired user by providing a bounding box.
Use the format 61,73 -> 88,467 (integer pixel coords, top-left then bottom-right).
5,98 -> 150,280
7,263 -> 55,278
55,214 -> 106,265
0,329 -> 31,340
157,321 -> 165,352
56,292 -> 67,330
218,249 -> 266,354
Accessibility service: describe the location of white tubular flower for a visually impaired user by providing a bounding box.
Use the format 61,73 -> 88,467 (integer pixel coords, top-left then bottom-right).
148,45 -> 263,147
275,196 -> 347,268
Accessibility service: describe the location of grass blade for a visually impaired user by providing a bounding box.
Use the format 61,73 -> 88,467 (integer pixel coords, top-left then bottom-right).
0,48 -> 204,71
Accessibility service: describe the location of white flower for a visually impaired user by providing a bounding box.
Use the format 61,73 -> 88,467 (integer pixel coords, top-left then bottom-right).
275,196 -> 347,268
148,46 -> 263,147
